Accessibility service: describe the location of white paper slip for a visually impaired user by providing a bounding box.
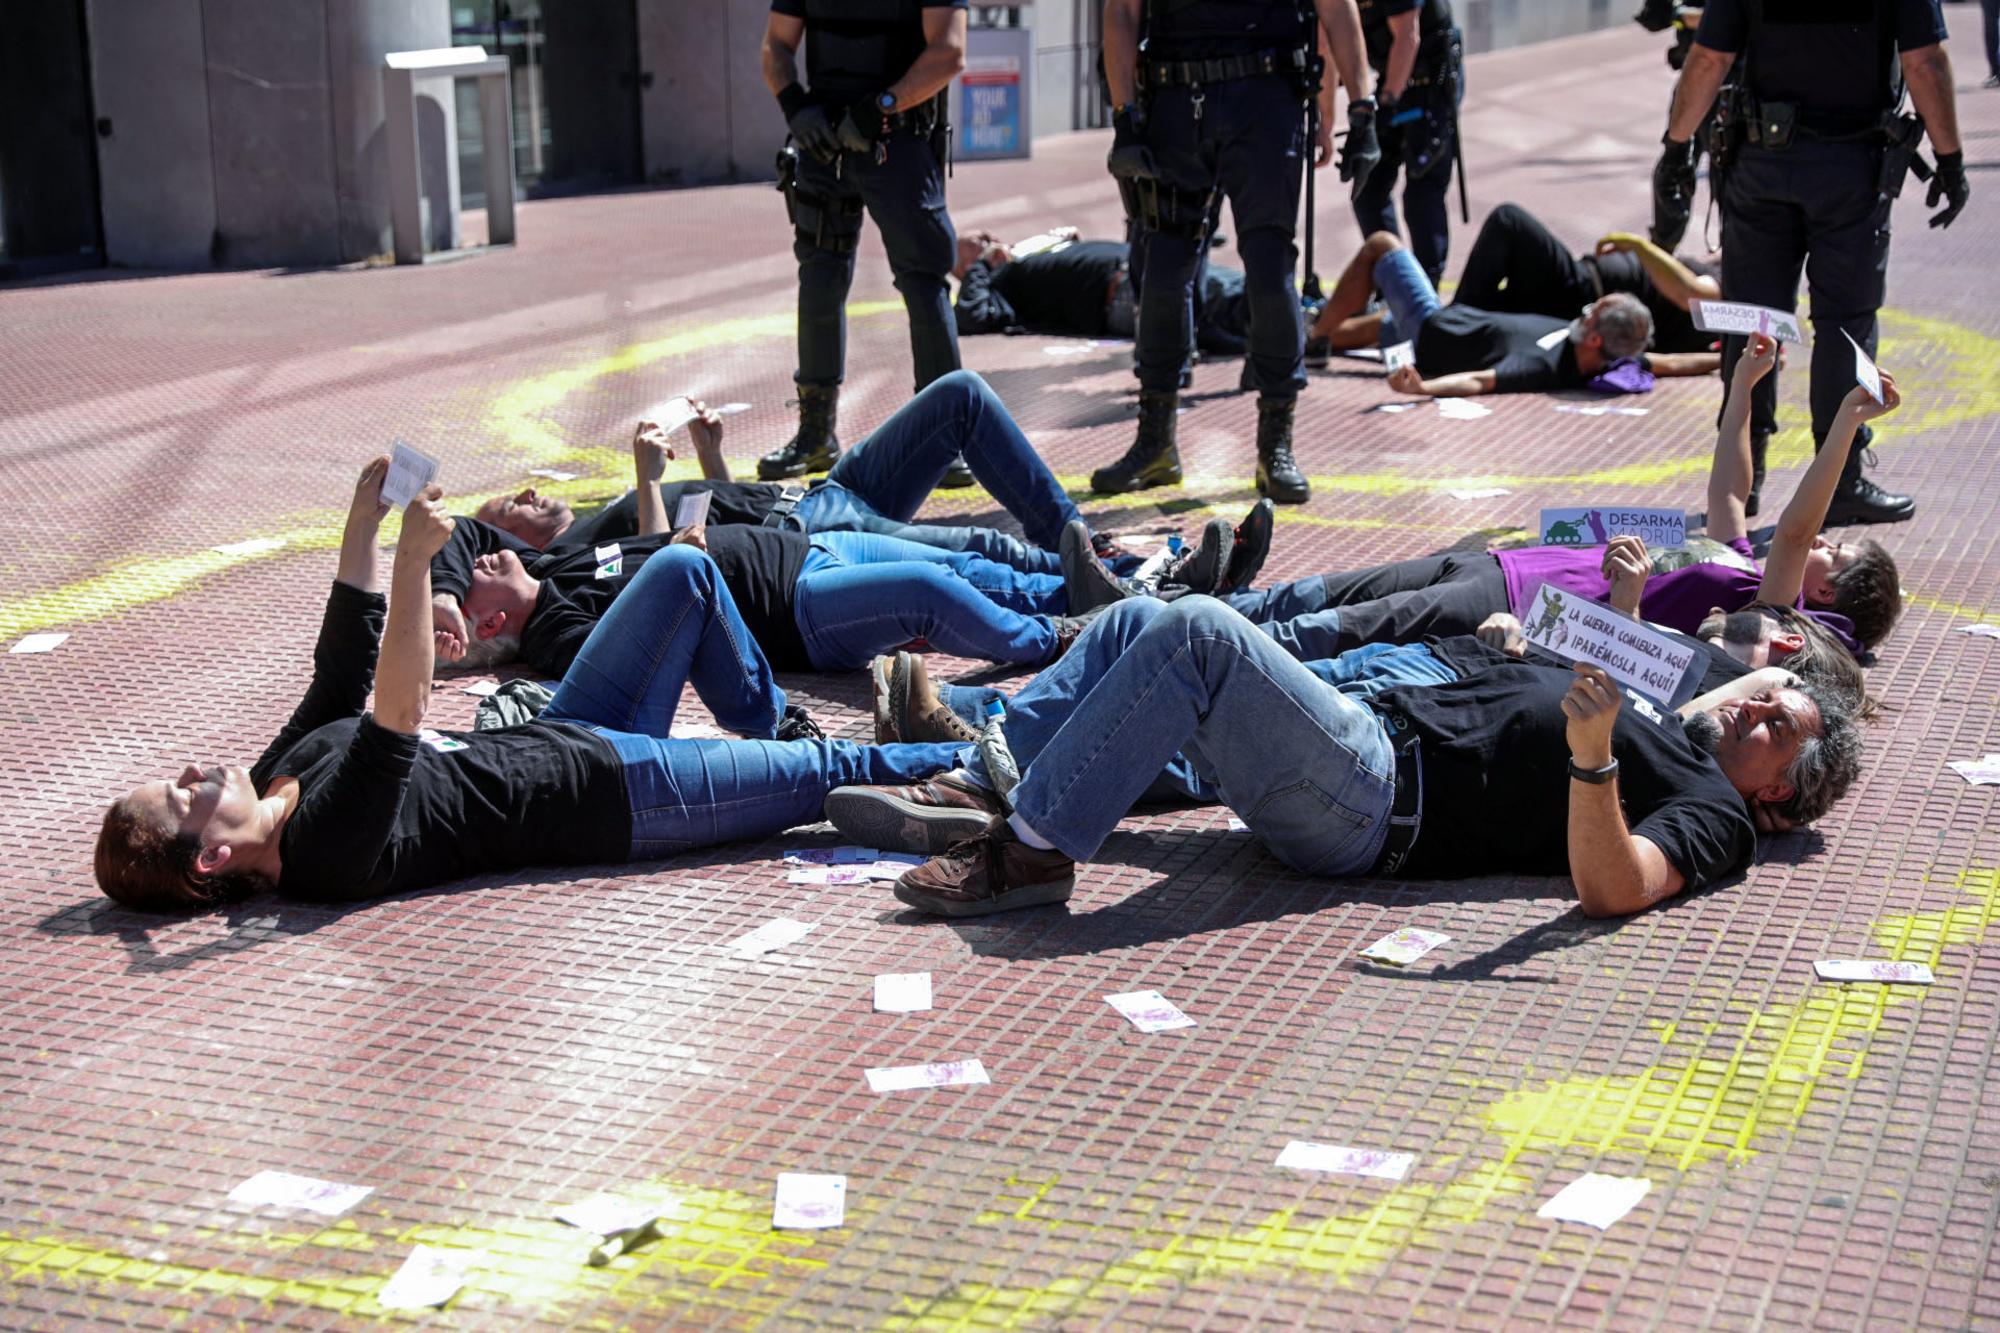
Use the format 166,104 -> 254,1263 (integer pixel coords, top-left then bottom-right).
1436,398 -> 1493,420
786,847 -> 881,865
865,1059 -> 989,1093
1444,486 -> 1510,500
1382,341 -> 1415,372
1519,581 -> 1700,707
674,489 -> 713,529
1275,1141 -> 1415,1181
377,1245 -> 470,1310
713,401 -> 753,415
647,396 -> 700,436
1105,990 -> 1196,1033
417,728 -> 468,753
1841,329 -> 1884,404
528,467 -> 579,481
1814,959 -> 1935,984
874,972 -> 933,1013
594,542 -> 623,579
1359,927 -> 1451,967
1537,1173 -> 1651,1230
1372,401 -> 1420,414
1689,299 -> 1805,344
1955,624 -> 2000,638
458,680 -> 500,697
380,439 -> 440,509
1947,758 -> 2000,786
1554,404 -> 1649,417
212,537 -> 288,557
556,1194 -> 672,1237
1538,505 -> 1686,551
227,1170 -> 373,1217
10,633 -> 69,655
772,1173 -> 846,1229
1226,814 -> 1250,831
731,917 -> 814,958
1535,325 -> 1570,351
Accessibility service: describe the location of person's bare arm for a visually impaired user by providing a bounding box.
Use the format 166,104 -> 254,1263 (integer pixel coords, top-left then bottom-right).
1388,364 -> 1496,397
337,456 -> 391,594
1665,43 -> 1733,142
1644,351 -> 1723,378
633,418 -> 673,538
1678,664 -> 1797,719
888,8 -> 967,109
1902,42 -> 1962,156
1596,231 -> 1720,308
1601,536 -> 1649,618
1316,0 -> 1369,107
377,487 -> 455,735
688,405 -> 730,481
762,13 -> 805,97
1380,10 -> 1419,99
1562,663 -> 1687,917
1705,332 -> 1775,547
1103,0 -> 1143,109
1757,378 -> 1901,606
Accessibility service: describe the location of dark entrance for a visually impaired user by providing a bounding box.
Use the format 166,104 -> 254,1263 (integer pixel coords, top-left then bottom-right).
0,0 -> 104,278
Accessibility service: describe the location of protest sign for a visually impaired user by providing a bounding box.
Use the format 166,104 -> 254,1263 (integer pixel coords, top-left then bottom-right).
1519,582 -> 1699,706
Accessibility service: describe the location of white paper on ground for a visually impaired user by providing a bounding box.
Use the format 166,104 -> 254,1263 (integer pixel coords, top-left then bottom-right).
380,439 -> 440,509
458,680 -> 500,697
1443,486 -> 1510,500
1359,928 -> 1451,966
731,917 -> 814,958
1814,959 -> 1935,984
1554,404 -> 1650,417
10,633 -> 69,655
1946,757 -> 2000,786
212,537 -> 288,556
556,1194 -> 672,1237
1537,1173 -> 1652,1229
874,972 -> 933,1012
1954,624 -> 2000,638
528,468 -> 579,481
227,1170 -> 373,1217
864,1059 -> 988,1092
1275,1141 -> 1416,1181
1436,398 -> 1493,420
674,489 -> 713,529
1105,990 -> 1196,1033
772,1173 -> 846,1229
377,1245 -> 471,1310
1842,329 -> 1884,403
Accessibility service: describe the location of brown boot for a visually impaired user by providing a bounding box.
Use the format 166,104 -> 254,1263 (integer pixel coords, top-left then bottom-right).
895,825 -> 1076,917
870,651 -> 978,745
823,775 -> 1009,854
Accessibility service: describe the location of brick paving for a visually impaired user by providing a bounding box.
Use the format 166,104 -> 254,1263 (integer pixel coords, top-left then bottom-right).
5,16 -> 2000,1330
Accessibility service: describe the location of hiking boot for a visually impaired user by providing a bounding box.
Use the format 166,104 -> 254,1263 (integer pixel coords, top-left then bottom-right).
870,651 -> 978,745
1049,604 -> 1112,660
823,775 -> 1009,854
1823,473 -> 1916,526
1160,518 -> 1234,595
758,384 -> 840,480
1745,432 -> 1769,517
1060,520 -> 1132,613
939,455 -> 976,489
1220,498 -> 1275,591
1255,395 -> 1310,504
894,825 -> 1077,917
774,703 -> 825,742
1091,390 -> 1183,494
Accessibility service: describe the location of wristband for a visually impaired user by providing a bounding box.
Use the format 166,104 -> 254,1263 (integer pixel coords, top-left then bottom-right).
1568,757 -> 1621,785
777,83 -> 810,120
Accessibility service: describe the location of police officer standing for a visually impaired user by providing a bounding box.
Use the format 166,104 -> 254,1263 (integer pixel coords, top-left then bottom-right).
1351,0 -> 1464,285
759,0 -> 972,483
1092,0 -> 1376,505
1656,0 -> 1969,525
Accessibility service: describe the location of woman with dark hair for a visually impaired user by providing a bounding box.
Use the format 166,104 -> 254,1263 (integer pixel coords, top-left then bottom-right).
93,458 -> 959,912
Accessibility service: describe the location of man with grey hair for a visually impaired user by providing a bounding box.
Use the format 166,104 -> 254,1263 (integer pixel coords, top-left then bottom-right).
1302,230 -> 1719,397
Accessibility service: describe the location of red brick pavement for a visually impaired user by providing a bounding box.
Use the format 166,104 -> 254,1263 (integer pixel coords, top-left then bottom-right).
4,16 -> 1999,1330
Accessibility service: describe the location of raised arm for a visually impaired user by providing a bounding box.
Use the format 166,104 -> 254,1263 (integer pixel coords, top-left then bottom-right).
1595,231 -> 1720,309
1561,664 -> 1685,917
633,415 -> 675,538
1704,331 -> 1776,547
376,487 -> 455,735
338,456 -> 391,594
1756,376 -> 1901,606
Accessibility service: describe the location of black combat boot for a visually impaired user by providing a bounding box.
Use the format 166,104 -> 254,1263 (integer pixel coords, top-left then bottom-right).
1745,432 -> 1769,517
1090,390 -> 1183,495
1823,447 -> 1916,526
759,383 -> 841,480
1255,396 -> 1310,504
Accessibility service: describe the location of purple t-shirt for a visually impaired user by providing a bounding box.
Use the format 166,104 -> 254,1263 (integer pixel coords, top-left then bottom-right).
1495,537 -> 1767,635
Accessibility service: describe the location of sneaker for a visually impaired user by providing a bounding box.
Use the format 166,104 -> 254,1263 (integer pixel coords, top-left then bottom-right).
1089,530 -> 1138,564
1304,335 -> 1333,370
938,455 -> 976,489
823,776 -> 1010,854
870,651 -> 978,745
1822,474 -> 1916,526
774,703 -> 825,742
1160,517 -> 1234,594
894,825 -> 1077,917
1060,519 -> 1131,613
1221,498 -> 1275,591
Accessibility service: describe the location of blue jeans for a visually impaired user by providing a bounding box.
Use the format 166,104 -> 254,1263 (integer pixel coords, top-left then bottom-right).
946,598 -> 1398,875
794,531 -> 1063,671
1373,247 -> 1443,348
788,371 -> 1083,575
542,546 -> 958,857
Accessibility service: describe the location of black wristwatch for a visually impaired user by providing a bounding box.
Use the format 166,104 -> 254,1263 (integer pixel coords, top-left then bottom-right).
1568,757 -> 1621,785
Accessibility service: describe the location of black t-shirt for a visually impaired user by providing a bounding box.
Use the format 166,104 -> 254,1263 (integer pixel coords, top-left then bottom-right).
556,484 -> 791,551
1370,656 -> 1755,886
954,241 -> 1127,338
520,528 -> 813,677
252,582 -> 630,902
1429,630 -> 1749,699
1589,251 -> 1708,354
1417,305 -> 1583,392
1145,0 -> 1315,58
771,0 -> 968,97
1356,0 -> 1454,75
1696,0 -> 1946,132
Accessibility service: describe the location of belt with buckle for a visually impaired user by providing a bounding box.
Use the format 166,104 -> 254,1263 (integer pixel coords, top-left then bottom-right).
1371,715 -> 1424,875
761,484 -> 810,529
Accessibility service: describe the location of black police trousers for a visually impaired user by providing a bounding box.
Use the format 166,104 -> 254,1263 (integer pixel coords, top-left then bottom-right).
1353,105 -> 1455,286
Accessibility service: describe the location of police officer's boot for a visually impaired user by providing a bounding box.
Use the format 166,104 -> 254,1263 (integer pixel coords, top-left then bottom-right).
1745,432 -> 1769,517
1254,396 -> 1310,505
1823,446 -> 1916,526
759,384 -> 841,481
1090,391 -> 1183,495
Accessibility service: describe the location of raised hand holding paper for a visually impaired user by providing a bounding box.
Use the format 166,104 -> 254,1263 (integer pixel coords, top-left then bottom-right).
380,439 -> 440,509
1689,299 -> 1805,345
1538,506 -> 1685,551
1519,582 -> 1697,706
646,396 -> 700,437
1842,329 -> 1884,403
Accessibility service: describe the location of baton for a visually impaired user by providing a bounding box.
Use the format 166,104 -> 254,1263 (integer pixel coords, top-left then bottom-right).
1302,98 -> 1322,302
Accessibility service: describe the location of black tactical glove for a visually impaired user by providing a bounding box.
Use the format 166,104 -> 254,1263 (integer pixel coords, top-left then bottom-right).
778,84 -> 840,163
838,92 -> 893,152
1338,97 -> 1382,200
1652,131 -> 1699,231
1928,150 -> 1969,229
1106,104 -> 1158,180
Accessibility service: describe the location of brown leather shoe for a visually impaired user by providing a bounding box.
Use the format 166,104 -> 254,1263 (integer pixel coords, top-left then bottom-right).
823,774 -> 1007,853
871,651 -> 978,745
895,826 -> 1076,917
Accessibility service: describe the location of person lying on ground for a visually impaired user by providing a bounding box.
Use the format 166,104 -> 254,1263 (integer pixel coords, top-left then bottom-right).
1305,231 -> 1720,396
474,370 -> 1130,578
822,594 -> 1862,920
91,459 -> 960,913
